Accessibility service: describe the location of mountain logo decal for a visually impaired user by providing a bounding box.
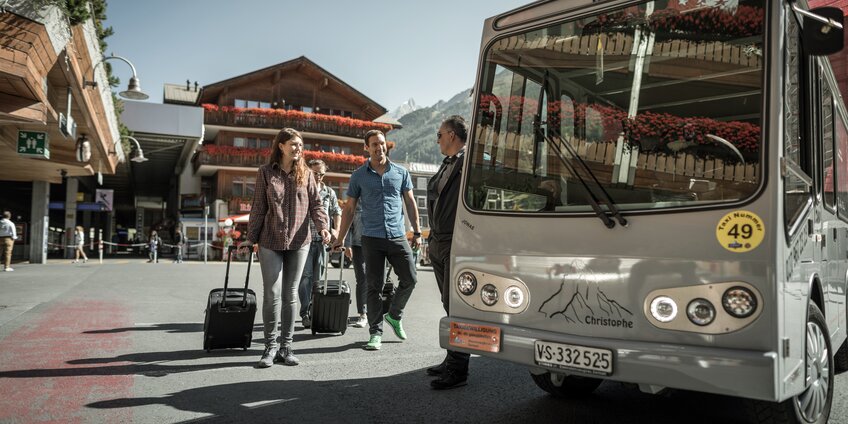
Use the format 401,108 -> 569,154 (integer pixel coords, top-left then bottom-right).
539,274 -> 635,329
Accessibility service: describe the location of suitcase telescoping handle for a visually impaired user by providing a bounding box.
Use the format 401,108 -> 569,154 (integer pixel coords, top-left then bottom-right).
222,244 -> 254,308
323,247 -> 345,295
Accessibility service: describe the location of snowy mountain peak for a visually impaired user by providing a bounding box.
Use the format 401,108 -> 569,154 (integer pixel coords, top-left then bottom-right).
386,98 -> 421,120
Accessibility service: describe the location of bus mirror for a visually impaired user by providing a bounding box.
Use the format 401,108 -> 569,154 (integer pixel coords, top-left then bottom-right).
801,7 -> 844,56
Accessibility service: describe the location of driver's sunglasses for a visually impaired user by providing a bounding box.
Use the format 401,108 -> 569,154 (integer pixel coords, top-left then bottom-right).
313,171 -> 325,177
436,130 -> 454,140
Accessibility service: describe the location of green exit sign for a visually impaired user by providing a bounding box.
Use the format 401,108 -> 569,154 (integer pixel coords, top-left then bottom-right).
17,131 -> 50,159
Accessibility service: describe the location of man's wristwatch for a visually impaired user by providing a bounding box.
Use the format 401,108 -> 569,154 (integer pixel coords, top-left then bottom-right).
413,232 -> 421,237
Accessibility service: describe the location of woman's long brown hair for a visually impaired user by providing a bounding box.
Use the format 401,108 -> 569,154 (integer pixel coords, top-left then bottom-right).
269,128 -> 309,186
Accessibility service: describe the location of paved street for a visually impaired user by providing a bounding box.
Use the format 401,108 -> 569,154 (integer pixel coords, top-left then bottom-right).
1,260 -> 847,424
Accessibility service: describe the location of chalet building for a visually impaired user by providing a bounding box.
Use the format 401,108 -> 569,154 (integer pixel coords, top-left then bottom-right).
184,56 -> 396,239
0,4 -> 123,264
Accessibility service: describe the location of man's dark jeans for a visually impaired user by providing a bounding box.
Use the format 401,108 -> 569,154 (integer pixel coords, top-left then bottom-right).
429,237 -> 470,375
361,236 -> 417,336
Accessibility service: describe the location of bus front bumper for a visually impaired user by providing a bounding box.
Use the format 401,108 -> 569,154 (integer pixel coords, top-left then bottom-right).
439,317 -> 779,401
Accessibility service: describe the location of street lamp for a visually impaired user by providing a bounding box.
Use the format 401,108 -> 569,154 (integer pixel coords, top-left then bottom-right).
123,136 -> 148,163
84,55 -> 149,100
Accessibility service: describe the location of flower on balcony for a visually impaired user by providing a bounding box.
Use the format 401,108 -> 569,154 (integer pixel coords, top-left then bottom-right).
202,103 -> 393,133
478,94 -> 761,153
201,144 -> 371,167
584,5 -> 764,38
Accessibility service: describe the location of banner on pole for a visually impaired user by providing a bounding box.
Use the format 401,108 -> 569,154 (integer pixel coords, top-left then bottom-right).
95,189 -> 114,212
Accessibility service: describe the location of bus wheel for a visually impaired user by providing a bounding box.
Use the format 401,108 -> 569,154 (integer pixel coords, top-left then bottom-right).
834,339 -> 848,374
749,304 -> 833,424
530,371 -> 602,398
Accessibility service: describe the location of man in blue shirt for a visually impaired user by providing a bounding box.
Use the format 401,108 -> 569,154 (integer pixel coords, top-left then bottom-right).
333,130 -> 423,350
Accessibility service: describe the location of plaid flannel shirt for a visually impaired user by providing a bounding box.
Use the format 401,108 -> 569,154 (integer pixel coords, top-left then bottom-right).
247,163 -> 329,250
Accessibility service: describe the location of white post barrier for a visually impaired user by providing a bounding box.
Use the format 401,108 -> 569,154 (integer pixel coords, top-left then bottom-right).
98,229 -> 103,264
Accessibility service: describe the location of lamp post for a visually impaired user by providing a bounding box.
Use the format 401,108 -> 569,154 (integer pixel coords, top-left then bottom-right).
84,55 -> 149,100
123,136 -> 148,163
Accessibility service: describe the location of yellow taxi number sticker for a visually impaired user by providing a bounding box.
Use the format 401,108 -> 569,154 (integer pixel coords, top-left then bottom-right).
716,211 -> 764,253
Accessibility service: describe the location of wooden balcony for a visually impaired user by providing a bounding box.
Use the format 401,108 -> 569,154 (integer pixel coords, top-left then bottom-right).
203,108 -> 390,139
193,147 -> 364,176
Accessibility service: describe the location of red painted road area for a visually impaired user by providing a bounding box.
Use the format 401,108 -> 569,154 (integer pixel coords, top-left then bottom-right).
0,301 -> 134,423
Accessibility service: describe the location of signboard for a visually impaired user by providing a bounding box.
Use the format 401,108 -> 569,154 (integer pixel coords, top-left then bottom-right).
95,189 -> 114,212
17,131 -> 49,159
180,194 -> 206,211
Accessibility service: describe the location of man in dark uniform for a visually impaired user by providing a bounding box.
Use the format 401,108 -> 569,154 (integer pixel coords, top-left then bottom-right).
426,115 -> 470,390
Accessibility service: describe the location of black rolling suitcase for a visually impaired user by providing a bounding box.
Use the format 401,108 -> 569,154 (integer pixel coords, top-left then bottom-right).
311,248 -> 350,335
382,263 -> 396,316
203,245 -> 257,351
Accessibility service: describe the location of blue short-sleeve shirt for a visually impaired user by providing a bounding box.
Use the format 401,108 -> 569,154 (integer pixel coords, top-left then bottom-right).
347,161 -> 413,239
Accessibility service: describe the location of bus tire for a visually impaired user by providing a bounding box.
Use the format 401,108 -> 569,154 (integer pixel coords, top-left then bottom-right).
834,339 -> 848,374
530,371 -> 602,398
747,303 -> 833,424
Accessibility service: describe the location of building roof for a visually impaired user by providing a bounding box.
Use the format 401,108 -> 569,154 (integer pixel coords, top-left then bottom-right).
198,56 -> 387,121
164,83 -> 201,105
374,114 -> 403,129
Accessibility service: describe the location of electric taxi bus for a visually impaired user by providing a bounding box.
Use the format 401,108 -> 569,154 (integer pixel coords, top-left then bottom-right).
440,1 -> 847,422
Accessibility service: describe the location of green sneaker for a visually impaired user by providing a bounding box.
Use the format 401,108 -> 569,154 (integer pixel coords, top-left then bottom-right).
384,313 -> 407,340
365,335 -> 382,350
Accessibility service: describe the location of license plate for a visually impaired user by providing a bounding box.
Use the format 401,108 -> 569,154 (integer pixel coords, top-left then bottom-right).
534,340 -> 613,376
449,321 -> 501,353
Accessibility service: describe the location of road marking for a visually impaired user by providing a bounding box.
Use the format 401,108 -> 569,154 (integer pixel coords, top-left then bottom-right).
242,398 -> 298,409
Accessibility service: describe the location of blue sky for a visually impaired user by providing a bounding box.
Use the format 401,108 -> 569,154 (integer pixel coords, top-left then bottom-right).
103,1 -> 529,111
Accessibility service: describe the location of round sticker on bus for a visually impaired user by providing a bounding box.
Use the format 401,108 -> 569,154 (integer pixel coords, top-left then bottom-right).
716,211 -> 764,253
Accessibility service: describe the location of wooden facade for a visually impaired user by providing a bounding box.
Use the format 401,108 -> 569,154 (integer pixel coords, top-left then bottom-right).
0,11 -> 120,184
194,56 -> 390,216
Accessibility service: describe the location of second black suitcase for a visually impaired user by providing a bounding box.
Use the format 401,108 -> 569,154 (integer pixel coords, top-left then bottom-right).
203,245 -> 256,351
381,263 -> 396,316
311,248 -> 350,335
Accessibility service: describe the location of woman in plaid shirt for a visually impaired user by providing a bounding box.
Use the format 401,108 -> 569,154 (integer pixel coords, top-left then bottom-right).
241,128 -> 331,368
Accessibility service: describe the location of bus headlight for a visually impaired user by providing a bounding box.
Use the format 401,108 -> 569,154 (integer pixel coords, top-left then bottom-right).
457,272 -> 477,296
481,284 -> 499,306
686,298 -> 716,326
650,296 -> 677,322
504,286 -> 524,308
722,286 -> 757,318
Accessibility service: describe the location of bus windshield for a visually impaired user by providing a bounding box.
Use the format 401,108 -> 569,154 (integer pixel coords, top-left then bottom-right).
466,0 -> 766,213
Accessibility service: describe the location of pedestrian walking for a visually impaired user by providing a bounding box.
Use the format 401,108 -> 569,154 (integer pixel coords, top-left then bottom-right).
239,128 -> 330,368
298,159 -> 341,329
345,203 -> 368,328
174,228 -> 184,263
72,226 -> 88,264
332,130 -> 423,351
0,211 -> 17,272
426,115 -> 470,389
147,230 -> 160,263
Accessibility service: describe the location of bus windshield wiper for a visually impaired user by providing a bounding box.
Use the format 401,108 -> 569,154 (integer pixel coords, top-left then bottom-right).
534,73 -> 627,229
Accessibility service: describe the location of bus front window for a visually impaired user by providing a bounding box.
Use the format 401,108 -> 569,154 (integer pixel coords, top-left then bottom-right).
466,0 -> 766,213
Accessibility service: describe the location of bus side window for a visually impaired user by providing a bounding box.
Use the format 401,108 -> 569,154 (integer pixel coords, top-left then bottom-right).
836,109 -> 848,218
822,75 -> 835,211
783,8 -> 812,232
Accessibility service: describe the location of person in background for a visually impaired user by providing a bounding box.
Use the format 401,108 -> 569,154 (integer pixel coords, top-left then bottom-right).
332,130 -> 422,351
72,226 -> 88,264
344,203 -> 368,328
147,230 -> 160,263
240,128 -> 330,368
426,115 -> 470,389
174,228 -> 184,263
298,159 -> 341,329
0,211 -> 17,272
